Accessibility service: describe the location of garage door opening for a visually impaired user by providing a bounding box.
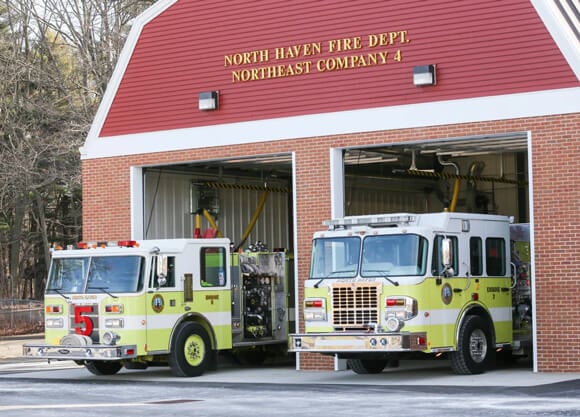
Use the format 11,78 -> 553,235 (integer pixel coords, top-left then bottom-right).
339,132 -> 533,369
141,153 -> 294,254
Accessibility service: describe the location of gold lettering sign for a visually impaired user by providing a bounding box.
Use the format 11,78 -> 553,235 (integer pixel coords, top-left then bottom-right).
224,31 -> 410,83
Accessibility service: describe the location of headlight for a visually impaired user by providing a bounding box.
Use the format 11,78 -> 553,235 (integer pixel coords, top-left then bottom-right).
104,318 -> 124,328
304,298 -> 327,321
384,296 -> 418,321
45,318 -> 64,328
45,304 -> 63,314
105,304 -> 124,313
304,311 -> 327,321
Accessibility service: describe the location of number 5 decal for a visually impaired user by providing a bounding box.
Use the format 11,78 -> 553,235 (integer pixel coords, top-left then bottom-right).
74,305 -> 94,336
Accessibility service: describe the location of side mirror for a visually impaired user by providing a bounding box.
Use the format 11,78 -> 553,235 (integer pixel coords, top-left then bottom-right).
157,275 -> 167,287
156,255 -> 168,287
441,238 -> 454,276
442,238 -> 452,267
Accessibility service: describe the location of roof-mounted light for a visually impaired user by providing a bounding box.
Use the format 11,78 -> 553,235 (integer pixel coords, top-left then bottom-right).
323,214 -> 416,230
117,240 -> 138,248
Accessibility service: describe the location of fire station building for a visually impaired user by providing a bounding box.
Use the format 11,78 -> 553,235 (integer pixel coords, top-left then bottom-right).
81,0 -> 580,372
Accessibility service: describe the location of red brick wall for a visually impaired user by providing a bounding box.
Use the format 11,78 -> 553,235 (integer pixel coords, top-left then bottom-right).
529,115 -> 580,372
82,112 -> 580,372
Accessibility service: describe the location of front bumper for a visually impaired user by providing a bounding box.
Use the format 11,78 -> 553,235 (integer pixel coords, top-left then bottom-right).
289,331 -> 427,353
23,343 -> 138,361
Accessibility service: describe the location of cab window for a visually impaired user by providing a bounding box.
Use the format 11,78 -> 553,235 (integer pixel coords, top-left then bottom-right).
150,256 -> 176,287
470,237 -> 483,276
200,247 -> 226,287
486,238 -> 506,276
432,235 -> 458,276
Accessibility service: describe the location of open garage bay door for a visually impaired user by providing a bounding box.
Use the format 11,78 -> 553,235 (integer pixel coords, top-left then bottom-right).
340,132 -> 533,371
142,154 -> 294,253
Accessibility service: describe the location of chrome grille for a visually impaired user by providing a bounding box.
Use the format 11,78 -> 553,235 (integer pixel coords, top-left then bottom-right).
331,283 -> 380,329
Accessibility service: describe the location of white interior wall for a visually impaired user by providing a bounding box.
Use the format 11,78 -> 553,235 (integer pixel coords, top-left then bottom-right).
142,170 -> 291,251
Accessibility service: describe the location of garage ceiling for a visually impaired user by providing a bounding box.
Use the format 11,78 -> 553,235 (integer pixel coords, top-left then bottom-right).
161,133 -> 528,181
345,133 -> 528,162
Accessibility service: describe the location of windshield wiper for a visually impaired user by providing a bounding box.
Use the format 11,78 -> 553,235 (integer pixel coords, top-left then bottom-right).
49,288 -> 70,300
313,269 -> 356,288
361,270 -> 399,286
88,286 -> 118,298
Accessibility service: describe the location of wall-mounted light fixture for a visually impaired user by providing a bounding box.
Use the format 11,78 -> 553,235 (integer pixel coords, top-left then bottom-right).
198,91 -> 219,111
413,65 -> 436,86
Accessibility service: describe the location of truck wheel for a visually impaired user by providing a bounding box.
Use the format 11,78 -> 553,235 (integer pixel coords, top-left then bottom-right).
169,322 -> 211,377
348,359 -> 387,374
84,361 -> 123,375
451,315 -> 493,375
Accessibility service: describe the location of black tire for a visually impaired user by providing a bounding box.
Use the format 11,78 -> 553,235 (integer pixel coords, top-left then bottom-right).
169,322 -> 211,377
84,361 -> 123,375
348,359 -> 387,374
450,315 -> 494,375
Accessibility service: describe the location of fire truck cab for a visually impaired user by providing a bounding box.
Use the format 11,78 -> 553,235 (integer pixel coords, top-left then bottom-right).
24,239 -> 293,377
289,212 -> 531,375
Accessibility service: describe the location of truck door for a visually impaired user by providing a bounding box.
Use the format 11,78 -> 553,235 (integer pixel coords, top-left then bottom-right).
145,245 -> 232,353
431,234 -> 465,347
145,255 -> 178,353
197,245 -> 233,349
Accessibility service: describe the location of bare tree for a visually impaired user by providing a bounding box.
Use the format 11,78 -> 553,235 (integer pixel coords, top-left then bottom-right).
0,0 -> 153,300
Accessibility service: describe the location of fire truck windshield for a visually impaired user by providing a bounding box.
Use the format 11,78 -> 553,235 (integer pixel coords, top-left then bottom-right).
310,236 -> 361,279
310,234 -> 428,280
361,234 -> 428,277
46,256 -> 145,294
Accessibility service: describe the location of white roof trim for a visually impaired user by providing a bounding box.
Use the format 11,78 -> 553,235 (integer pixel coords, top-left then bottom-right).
81,87 -> 580,160
531,0 -> 580,80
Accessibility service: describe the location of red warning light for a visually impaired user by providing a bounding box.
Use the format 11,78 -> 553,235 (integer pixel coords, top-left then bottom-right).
117,240 -> 138,247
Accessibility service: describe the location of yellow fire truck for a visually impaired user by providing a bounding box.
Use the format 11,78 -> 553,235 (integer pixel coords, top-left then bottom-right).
289,212 -> 532,375
23,239 -> 293,377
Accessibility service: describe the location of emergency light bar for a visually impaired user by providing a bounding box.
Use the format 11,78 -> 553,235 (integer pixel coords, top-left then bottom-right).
323,214 -> 416,230
117,240 -> 138,248
75,240 -> 138,249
